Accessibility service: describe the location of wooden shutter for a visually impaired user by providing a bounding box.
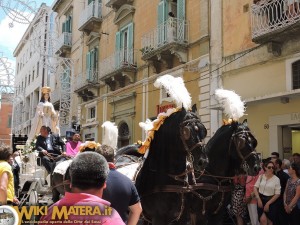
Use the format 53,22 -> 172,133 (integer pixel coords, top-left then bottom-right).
127,23 -> 133,64
62,22 -> 66,33
86,51 -> 91,80
115,31 -> 121,68
177,0 -> 185,20
157,0 -> 168,45
68,16 -> 72,33
177,0 -> 186,41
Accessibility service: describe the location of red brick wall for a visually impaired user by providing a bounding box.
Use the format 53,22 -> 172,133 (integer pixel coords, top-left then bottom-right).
0,96 -> 13,146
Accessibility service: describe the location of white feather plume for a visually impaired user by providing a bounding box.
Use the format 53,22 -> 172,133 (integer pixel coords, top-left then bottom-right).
139,119 -> 153,134
215,89 -> 245,120
101,121 -> 118,150
154,74 -> 191,110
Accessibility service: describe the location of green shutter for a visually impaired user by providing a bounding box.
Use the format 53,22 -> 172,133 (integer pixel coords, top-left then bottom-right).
95,48 -> 98,73
157,1 -> 165,26
177,0 -> 186,41
90,48 -> 97,80
86,51 -> 91,80
115,31 -> 121,68
66,19 -> 69,33
62,22 -> 66,32
68,16 -> 72,33
157,1 -> 167,45
127,23 -> 133,64
177,0 -> 185,20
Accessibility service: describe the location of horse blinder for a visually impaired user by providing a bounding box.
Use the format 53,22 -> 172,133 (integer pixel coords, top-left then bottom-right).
183,126 -> 191,140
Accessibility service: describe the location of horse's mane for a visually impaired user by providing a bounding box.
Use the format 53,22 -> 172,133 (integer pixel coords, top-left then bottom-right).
116,144 -> 143,157
137,110 -> 205,194
204,122 -> 238,176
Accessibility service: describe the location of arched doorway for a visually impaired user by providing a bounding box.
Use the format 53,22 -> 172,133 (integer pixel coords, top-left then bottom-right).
118,122 -> 130,147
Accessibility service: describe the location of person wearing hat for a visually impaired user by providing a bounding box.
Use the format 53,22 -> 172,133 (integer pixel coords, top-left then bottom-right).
28,86 -> 59,140
39,152 -> 124,225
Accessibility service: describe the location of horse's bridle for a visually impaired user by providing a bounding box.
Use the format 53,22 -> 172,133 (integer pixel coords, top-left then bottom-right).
230,129 -> 257,173
167,118 -> 207,186
179,118 -> 206,153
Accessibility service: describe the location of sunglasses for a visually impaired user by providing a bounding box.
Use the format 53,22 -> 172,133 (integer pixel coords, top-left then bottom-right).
267,166 -> 274,169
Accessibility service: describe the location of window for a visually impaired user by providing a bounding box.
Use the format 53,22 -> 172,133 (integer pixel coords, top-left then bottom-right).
28,74 -> 31,85
86,47 -> 98,80
157,0 -> 185,44
37,62 -> 39,77
62,14 -> 72,33
118,122 -> 130,147
88,107 -> 96,119
7,115 -> 12,128
32,68 -> 35,81
115,23 -> 133,67
292,60 -> 300,90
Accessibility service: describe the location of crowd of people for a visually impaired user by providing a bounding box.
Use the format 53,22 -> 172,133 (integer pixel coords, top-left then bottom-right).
231,152 -> 300,225
0,126 -> 142,225
1,87 -> 300,225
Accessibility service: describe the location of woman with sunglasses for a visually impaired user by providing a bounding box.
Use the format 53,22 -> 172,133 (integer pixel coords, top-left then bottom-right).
283,162 -> 300,225
253,161 -> 281,225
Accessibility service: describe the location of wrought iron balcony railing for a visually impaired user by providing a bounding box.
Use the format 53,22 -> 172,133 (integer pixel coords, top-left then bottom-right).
79,1 -> 103,30
74,70 -> 99,91
251,0 -> 300,40
99,48 -> 136,79
141,18 -> 189,57
55,32 -> 72,54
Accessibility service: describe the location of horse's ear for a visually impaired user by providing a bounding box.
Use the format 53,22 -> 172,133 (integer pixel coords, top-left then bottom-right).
192,104 -> 197,113
182,105 -> 186,113
242,119 -> 248,126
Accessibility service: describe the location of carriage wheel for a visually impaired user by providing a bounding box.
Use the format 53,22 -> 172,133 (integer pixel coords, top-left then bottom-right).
28,190 -> 39,225
28,190 -> 38,206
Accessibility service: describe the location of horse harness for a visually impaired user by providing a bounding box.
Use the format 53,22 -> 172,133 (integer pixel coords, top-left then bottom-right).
142,119 -> 231,223
142,124 -> 256,223
229,129 -> 257,173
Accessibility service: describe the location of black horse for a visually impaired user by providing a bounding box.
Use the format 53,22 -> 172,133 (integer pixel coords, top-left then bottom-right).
135,108 -> 208,225
188,119 -> 260,225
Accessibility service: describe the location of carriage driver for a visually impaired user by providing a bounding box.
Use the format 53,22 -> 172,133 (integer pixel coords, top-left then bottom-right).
35,126 -> 66,174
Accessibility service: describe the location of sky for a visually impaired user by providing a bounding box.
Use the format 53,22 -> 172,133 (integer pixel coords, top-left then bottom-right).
0,0 -> 54,72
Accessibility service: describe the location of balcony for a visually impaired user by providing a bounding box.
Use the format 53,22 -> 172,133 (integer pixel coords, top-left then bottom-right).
55,32 -> 72,56
251,0 -> 300,44
99,48 -> 137,91
141,18 -> 189,71
78,1 -> 103,35
74,70 -> 100,101
106,0 -> 133,11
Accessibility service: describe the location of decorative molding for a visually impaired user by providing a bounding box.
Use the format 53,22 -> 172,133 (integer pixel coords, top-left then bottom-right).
113,4 -> 135,24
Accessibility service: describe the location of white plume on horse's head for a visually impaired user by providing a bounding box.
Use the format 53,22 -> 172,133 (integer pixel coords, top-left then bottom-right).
154,74 -> 191,110
101,121 -> 118,150
215,89 -> 245,120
